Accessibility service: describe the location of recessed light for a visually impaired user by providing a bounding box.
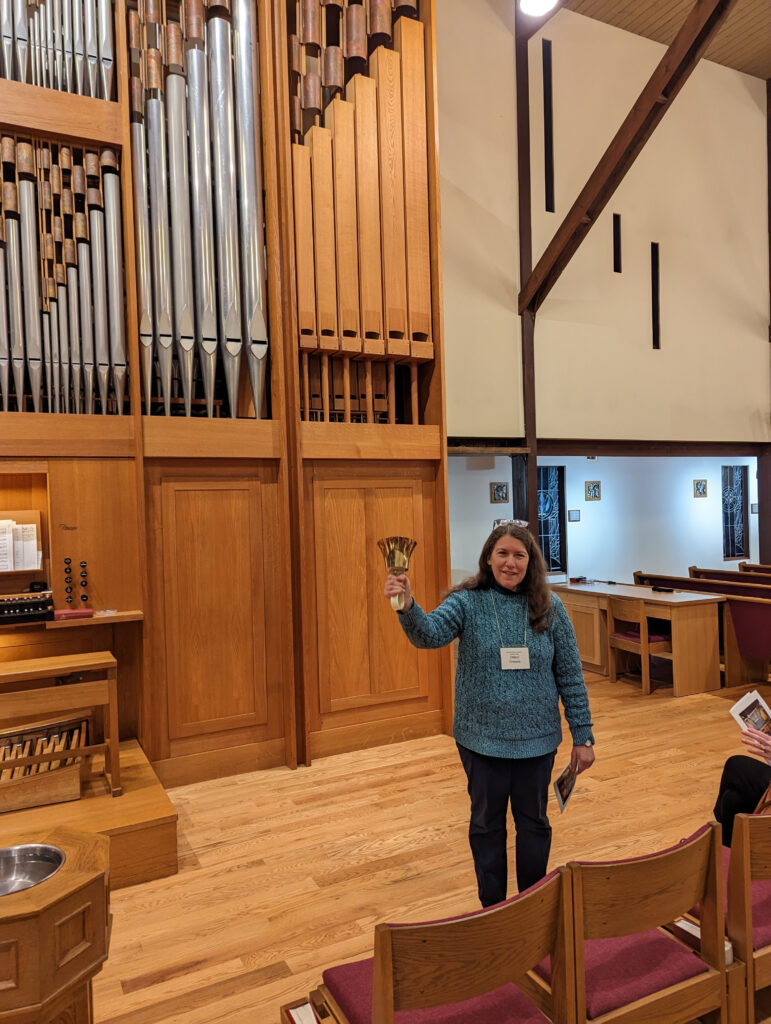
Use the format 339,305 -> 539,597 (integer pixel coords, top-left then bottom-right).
519,0 -> 559,16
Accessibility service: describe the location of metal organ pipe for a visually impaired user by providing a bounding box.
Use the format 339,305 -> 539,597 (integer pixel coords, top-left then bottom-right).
165,22 -> 194,415
232,0 -> 268,417
17,142 -> 42,412
0,216 -> 8,410
127,11 -> 153,413
185,0 -> 217,416
208,0 -> 242,418
144,0 -> 174,415
86,151 -> 109,411
73,162 -> 94,413
101,149 -> 126,413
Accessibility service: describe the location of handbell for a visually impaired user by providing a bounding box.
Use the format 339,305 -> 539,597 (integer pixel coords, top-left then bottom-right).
378,535 -> 417,611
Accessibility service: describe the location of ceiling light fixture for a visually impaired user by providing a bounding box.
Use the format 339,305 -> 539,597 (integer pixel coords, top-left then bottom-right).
519,0 -> 559,16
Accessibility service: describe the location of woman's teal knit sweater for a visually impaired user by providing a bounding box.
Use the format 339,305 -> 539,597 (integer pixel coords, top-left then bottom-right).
397,587 -> 593,759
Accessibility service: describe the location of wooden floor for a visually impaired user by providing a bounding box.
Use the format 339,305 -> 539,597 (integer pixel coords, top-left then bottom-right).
93,675 -> 771,1024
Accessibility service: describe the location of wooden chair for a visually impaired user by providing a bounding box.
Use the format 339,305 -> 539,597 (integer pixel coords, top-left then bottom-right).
307,867 -> 576,1024
567,823 -> 726,1024
607,597 -> 672,695
726,813 -> 771,1024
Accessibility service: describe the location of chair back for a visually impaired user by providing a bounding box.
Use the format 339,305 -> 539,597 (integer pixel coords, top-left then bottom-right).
727,813 -> 771,958
371,867 -> 574,1024
607,598 -> 647,641
571,823 -> 724,959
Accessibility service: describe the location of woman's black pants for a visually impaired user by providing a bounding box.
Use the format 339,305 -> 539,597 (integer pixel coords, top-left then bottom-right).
714,755 -> 771,846
457,743 -> 556,907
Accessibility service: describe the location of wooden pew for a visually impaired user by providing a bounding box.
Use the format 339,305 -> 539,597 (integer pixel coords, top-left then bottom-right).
740,561 -> 771,575
690,565 -> 771,585
635,571 -> 770,686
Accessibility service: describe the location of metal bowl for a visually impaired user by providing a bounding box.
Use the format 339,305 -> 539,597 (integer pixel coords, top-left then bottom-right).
0,844 -> 66,896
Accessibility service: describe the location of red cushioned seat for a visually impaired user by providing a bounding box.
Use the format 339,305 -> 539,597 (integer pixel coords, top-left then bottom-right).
323,957 -> 550,1024
581,930 -> 708,1019
536,929 -> 708,1019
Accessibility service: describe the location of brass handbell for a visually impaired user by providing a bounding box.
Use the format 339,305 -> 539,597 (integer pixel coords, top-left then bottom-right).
378,536 -> 417,611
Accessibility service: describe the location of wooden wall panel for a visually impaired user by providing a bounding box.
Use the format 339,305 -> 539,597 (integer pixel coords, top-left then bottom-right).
307,461 -> 444,757
142,461 -> 288,781
47,459 -> 143,613
314,485 -> 372,710
161,479 -> 268,740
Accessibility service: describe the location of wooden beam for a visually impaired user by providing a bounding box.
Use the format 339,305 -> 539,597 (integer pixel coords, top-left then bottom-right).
518,0 -> 737,314
515,19 -> 539,530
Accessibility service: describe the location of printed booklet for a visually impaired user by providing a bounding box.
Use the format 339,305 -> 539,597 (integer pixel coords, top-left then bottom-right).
730,690 -> 771,734
553,762 -> 577,813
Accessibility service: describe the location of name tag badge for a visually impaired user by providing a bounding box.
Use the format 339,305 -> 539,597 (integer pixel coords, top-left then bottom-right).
500,647 -> 530,670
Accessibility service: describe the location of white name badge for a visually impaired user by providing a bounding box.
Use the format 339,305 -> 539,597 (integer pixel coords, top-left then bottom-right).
500,647 -> 530,670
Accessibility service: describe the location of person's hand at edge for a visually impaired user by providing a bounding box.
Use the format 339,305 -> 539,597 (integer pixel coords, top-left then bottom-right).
570,744 -> 595,774
742,725 -> 771,764
384,573 -> 413,611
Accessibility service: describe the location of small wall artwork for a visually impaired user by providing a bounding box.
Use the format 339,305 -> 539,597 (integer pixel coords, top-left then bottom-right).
568,510 -> 580,522
693,479 -> 708,498
585,481 -> 601,501
490,482 -> 509,504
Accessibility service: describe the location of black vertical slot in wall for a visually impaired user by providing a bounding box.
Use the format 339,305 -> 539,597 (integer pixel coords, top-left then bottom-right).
651,242 -> 660,349
613,213 -> 622,273
542,39 -> 555,213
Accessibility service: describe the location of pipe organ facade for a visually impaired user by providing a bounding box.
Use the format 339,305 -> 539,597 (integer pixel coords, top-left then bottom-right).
0,0 -> 451,784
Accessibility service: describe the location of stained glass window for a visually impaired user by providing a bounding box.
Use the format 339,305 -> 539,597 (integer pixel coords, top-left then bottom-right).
537,466 -> 566,573
722,465 -> 749,560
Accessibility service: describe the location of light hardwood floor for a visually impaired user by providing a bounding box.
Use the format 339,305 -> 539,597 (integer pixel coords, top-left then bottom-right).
93,676 -> 771,1023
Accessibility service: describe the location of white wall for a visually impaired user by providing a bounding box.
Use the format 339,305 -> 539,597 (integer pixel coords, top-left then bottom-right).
529,11 -> 770,442
435,0 -> 524,438
538,455 -> 760,582
447,455 -> 515,581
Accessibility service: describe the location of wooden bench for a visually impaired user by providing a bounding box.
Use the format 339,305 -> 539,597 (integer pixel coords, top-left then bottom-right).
635,572 -> 771,686
690,565 -> 771,585
0,651 -> 122,799
740,562 -> 771,574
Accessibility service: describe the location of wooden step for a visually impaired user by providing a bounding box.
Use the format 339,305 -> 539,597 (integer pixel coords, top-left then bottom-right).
0,739 -> 177,889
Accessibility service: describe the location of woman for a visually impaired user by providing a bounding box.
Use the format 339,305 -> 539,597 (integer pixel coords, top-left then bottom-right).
714,727 -> 771,845
384,522 -> 595,907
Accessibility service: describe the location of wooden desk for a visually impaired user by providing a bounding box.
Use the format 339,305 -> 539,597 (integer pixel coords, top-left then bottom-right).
552,583 -> 724,697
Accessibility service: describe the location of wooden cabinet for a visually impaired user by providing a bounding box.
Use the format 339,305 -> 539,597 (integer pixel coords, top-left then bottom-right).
143,462 -> 290,785
47,460 -> 142,613
558,591 -> 608,673
304,461 -> 447,758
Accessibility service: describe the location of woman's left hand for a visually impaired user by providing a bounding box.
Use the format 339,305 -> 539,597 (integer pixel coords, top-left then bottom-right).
571,744 -> 595,774
741,726 -> 771,763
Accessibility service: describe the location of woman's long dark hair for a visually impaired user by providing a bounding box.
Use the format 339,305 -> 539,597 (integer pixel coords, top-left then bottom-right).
450,523 -> 552,632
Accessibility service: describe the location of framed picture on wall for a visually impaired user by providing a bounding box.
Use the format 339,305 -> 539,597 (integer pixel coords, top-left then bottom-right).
490,482 -> 509,504
693,479 -> 708,498
585,481 -> 601,501
568,510 -> 580,522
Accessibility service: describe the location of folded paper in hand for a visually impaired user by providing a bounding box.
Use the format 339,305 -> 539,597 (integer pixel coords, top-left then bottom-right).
553,762 -> 577,813
730,690 -> 771,734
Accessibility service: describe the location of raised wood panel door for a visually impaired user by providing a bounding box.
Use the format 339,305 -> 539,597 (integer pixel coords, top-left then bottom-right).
161,480 -> 268,740
47,460 -> 142,612
313,476 -> 427,714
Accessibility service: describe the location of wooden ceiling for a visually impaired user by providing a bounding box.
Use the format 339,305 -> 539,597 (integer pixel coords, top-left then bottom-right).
564,0 -> 771,80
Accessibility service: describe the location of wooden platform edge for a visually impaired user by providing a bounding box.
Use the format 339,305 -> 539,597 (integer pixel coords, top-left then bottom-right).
0,738 -> 178,890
